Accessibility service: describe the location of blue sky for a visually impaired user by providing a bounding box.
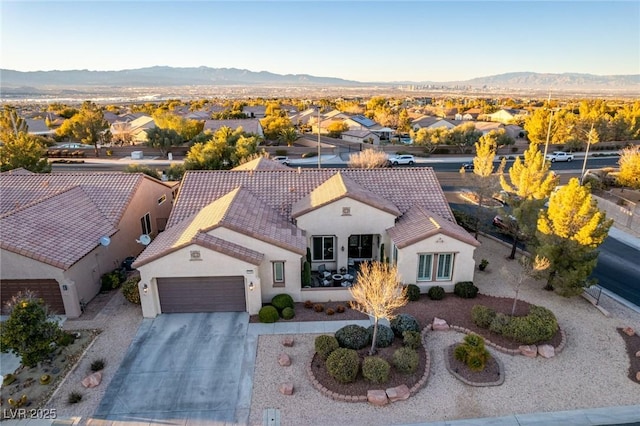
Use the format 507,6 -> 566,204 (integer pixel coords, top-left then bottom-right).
1,1 -> 638,82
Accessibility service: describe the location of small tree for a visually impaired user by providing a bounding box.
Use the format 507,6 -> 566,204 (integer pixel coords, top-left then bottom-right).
510,255 -> 550,315
0,291 -> 62,367
348,149 -> 389,169
617,146 -> 640,189
349,262 -> 408,356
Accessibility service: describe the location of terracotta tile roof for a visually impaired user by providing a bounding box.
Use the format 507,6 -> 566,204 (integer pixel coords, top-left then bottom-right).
1,168 -> 34,175
387,205 -> 479,249
134,186 -> 306,267
193,233 -> 264,265
0,186 -> 118,269
203,119 -> 263,135
169,168 -> 453,229
291,172 -> 401,218
232,157 -> 290,171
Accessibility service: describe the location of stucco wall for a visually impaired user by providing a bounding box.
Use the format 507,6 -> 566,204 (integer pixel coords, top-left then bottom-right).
395,233 -> 477,293
295,198 -> 397,273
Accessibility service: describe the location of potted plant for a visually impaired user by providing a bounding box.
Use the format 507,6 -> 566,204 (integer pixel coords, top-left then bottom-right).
479,259 -> 489,271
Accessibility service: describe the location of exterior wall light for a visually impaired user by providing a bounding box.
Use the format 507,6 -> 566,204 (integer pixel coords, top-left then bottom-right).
143,283 -> 148,294
249,281 -> 255,291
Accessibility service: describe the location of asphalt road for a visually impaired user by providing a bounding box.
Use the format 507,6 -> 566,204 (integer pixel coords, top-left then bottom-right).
592,237 -> 640,307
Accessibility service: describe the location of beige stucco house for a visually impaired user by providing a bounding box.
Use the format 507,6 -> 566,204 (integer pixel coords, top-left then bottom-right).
134,158 -> 480,318
0,171 -> 175,318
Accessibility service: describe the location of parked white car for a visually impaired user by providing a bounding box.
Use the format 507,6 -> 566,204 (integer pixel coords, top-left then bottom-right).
546,151 -> 574,162
388,154 -> 415,165
272,156 -> 290,165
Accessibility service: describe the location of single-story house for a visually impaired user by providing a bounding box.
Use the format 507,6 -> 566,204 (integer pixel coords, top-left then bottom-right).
25,119 -> 55,136
455,108 -> 483,121
134,160 -> 480,318
412,117 -> 459,131
203,119 -> 264,138
486,109 -> 528,124
341,129 -> 381,145
0,171 -> 175,318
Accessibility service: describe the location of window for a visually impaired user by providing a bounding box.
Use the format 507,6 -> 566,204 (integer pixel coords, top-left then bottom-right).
348,234 -> 373,259
157,194 -> 167,205
417,254 -> 432,281
273,261 -> 285,286
436,253 -> 453,281
312,236 -> 335,261
140,213 -> 152,235
417,253 -> 455,281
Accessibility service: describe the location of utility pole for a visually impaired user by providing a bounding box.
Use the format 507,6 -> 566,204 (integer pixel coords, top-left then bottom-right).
317,106 -> 321,169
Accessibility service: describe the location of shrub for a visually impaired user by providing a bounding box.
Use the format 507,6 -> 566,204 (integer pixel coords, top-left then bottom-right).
313,303 -> 324,313
403,330 -> 422,349
362,356 -> 390,384
282,307 -> 295,320
454,281 -> 479,299
326,348 -> 360,383
502,306 -> 558,344
392,347 -> 419,374
315,335 -> 339,360
335,324 -> 370,350
390,313 -> 420,337
258,306 -> 279,323
122,277 -> 141,305
275,149 -> 288,156
271,294 -> 294,311
367,324 -> 394,348
336,305 -> 345,313
406,284 -> 421,301
90,358 -> 106,372
302,261 -> 312,287
427,286 -> 445,300
57,331 -> 76,347
67,391 -> 83,404
489,313 -> 511,335
453,334 -> 490,372
471,305 -> 496,329
3,374 -> 16,386
304,300 -> 313,309
39,374 -> 51,385
100,272 -> 120,292
326,308 -> 335,315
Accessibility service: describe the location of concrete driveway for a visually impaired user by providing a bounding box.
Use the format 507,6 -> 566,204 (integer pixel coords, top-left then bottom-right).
95,312 -> 251,424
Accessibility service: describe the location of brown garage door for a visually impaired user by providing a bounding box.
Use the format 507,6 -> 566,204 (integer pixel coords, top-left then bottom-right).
157,276 -> 246,313
0,279 -> 64,314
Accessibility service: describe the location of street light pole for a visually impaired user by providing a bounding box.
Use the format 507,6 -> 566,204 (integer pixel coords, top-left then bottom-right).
317,106 -> 321,169
579,122 -> 595,185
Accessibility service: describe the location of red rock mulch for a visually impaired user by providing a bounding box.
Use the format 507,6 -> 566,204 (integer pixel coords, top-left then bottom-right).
617,327 -> 640,384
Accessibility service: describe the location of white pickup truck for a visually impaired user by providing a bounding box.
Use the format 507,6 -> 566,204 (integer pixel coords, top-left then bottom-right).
546,151 -> 574,162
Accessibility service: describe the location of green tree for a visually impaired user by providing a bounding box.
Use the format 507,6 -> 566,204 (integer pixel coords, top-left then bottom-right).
278,127 -> 298,147
617,145 -> 640,189
0,132 -> 52,173
261,115 -> 293,141
397,109 -> 412,133
56,101 -> 109,157
326,121 -> 349,138
0,291 -> 62,367
499,143 -> 559,259
536,178 -> 613,295
349,262 -> 408,356
123,164 -> 161,180
447,122 -> 483,153
0,106 -> 28,139
411,127 -> 447,154
185,126 -> 257,170
145,127 -> 183,157
153,111 -> 203,141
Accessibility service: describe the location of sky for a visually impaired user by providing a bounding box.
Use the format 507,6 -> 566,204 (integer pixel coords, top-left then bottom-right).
1,1 -> 638,82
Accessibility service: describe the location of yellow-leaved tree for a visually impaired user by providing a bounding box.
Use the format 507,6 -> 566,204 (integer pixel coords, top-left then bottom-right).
617,146 -> 640,189
536,178 -> 613,296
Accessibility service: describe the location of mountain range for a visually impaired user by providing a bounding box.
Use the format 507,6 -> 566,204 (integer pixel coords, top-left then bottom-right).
1,66 -> 638,93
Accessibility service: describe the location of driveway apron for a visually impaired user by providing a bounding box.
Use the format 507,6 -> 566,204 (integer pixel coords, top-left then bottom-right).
95,312 -> 249,424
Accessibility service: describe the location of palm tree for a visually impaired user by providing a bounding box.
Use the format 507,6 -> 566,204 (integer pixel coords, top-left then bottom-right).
279,127 -> 298,147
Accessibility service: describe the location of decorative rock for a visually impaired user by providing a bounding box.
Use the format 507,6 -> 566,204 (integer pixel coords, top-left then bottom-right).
519,345 -> 538,358
386,384 -> 410,402
636,372 -> 640,382
81,371 -> 102,388
278,353 -> 291,367
635,350 -> 640,358
623,327 -> 636,336
538,344 -> 555,359
282,336 -> 294,347
367,389 -> 388,406
279,382 -> 293,395
432,317 -> 449,331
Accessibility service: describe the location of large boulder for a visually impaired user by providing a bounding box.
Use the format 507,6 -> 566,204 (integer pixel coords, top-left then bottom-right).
278,353 -> 291,367
432,317 -> 449,331
386,385 -> 410,402
81,371 -> 102,388
367,389 -> 388,406
519,345 -> 538,358
538,344 -> 555,359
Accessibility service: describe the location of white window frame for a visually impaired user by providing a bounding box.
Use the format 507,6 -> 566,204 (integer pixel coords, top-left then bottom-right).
272,261 -> 285,287
436,253 -> 454,281
140,212 -> 152,235
312,236 -> 335,261
417,253 -> 433,281
417,252 -> 455,282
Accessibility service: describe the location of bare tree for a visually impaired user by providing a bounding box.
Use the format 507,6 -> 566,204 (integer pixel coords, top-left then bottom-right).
348,149 -> 389,169
349,262 -> 408,355
507,255 -> 550,316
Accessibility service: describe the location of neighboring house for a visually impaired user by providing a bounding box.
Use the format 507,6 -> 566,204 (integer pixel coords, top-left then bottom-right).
134,164 -> 480,318
470,121 -> 505,135
203,119 -> 264,138
412,117 -> 459,131
110,115 -> 156,144
244,105 -> 266,119
485,108 -> 528,124
0,172 -> 175,318
341,129 -> 381,145
289,108 -> 319,126
25,119 -> 55,136
344,115 -> 381,130
455,108 -> 483,121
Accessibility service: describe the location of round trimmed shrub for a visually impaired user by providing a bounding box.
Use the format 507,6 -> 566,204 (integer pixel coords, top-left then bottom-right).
258,305 -> 279,323
271,294 -> 294,311
454,281 -> 479,299
392,347 -> 419,374
390,313 -> 420,337
427,286 -> 445,300
403,330 -> 422,349
406,284 -> 421,301
362,356 -> 390,384
502,306 -> 558,344
282,307 -> 295,320
315,335 -> 339,360
367,324 -> 394,348
122,277 -> 141,305
326,348 -> 360,383
335,324 -> 370,350
471,305 -> 496,329
489,313 -> 511,335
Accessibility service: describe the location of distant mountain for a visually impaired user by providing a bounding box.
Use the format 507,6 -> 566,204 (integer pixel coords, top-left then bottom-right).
0,67 -> 638,93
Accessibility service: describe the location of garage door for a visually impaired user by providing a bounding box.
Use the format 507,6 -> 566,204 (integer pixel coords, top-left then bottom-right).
0,279 -> 64,314
157,276 -> 246,313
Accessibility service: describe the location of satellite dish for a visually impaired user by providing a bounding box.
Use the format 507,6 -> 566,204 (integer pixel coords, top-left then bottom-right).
137,234 -> 151,246
99,236 -> 111,246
